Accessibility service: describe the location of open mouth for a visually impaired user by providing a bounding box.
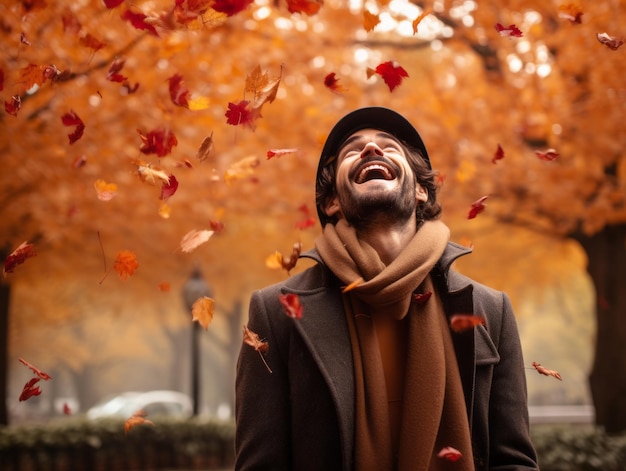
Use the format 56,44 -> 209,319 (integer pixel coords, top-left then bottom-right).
353,161 -> 397,184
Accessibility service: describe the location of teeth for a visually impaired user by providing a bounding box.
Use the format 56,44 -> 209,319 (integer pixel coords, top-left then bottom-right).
357,164 -> 392,183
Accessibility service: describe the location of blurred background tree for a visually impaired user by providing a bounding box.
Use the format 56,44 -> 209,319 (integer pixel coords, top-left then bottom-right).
0,0 -> 624,431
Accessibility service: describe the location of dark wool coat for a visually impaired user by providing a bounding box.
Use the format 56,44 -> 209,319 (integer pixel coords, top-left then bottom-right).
235,242 -> 539,471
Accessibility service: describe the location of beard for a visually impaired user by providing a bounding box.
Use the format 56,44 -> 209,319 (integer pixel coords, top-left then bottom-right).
336,177 -> 416,231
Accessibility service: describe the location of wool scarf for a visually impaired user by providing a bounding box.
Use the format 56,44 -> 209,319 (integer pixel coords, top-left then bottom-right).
315,219 -> 474,471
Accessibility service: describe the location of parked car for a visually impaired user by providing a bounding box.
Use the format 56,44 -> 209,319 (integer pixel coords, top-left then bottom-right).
86,390 -> 193,419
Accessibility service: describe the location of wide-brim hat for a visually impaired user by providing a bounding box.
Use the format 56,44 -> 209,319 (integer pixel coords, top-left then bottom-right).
315,107 -> 430,226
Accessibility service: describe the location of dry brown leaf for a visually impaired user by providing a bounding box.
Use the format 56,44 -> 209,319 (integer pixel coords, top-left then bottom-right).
192,296 -> 214,330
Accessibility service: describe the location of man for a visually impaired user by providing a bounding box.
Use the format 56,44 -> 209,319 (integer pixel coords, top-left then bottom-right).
235,107 -> 539,471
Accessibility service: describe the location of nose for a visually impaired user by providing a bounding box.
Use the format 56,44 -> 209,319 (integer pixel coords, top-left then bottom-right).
360,142 -> 384,159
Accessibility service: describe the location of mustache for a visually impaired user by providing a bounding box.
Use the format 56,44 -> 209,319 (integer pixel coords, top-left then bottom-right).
348,155 -> 400,181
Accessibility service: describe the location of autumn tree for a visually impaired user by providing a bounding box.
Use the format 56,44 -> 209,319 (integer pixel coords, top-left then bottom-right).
0,0 -> 624,432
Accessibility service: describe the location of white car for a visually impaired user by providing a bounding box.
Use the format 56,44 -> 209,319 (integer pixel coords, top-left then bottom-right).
86,390 -> 193,419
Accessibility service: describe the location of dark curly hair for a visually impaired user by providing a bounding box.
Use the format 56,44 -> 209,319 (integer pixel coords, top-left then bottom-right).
315,139 -> 442,226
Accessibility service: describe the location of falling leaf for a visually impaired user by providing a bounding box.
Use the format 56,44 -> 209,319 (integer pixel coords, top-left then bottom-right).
323,72 -> 347,94
596,32 -> 623,50
225,100 -> 255,128
0,69 -> 4,91
5,96 -> 21,117
558,4 -> 583,24
363,10 -> 380,32
159,202 -> 172,219
167,73 -> 190,108
121,9 -> 159,36
104,0 -> 124,8
159,174 -> 179,200
412,9 -> 431,34
412,291 -> 432,304
243,325 -> 272,373
20,32 -> 31,46
535,149 -> 560,161
124,410 -> 155,434
279,293 -> 303,319
192,296 -> 215,330
267,148 -> 298,159
437,446 -> 462,462
495,23 -> 523,38
158,282 -> 171,292
19,377 -> 42,402
212,0 -> 254,16
295,204 -> 316,230
371,61 -> 409,92
79,33 -> 105,52
17,63 -> 47,93
196,133 -> 214,162
94,179 -> 118,201
61,110 -> 85,144
274,242 -> 302,273
286,0 -> 322,15
224,155 -> 259,184
19,357 -> 52,380
450,314 -> 485,332
114,250 -> 139,280
180,229 -> 214,253
188,96 -> 210,110
532,361 -> 563,381
63,403 -> 72,415
137,128 -> 178,157
107,57 -> 128,82
342,277 -> 364,293
492,144 -> 505,164
468,196 -> 488,219
133,159 -> 171,185
3,241 -> 36,277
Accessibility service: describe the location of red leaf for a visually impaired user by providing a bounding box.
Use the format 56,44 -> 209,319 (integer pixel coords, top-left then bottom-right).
596,32 -> 623,50
412,291 -> 432,304
19,377 -> 42,402
79,33 -> 104,52
467,196 -> 488,219
267,148 -> 298,159
294,204 -> 315,230
0,68 -> 4,91
3,241 -> 36,276
212,0 -> 254,16
103,0 -> 124,8
279,293 -> 303,319
121,9 -> 159,36
5,96 -> 21,117
137,128 -> 178,157
19,357 -> 52,380
107,57 -> 128,82
373,61 -> 409,92
286,0 -> 322,16
535,148 -> 559,161
324,72 -> 346,94
450,314 -> 485,332
167,74 -> 190,108
159,174 -> 179,200
532,361 -> 563,381
495,23 -> 523,37
63,402 -> 72,414
558,4 -> 584,24
492,144 -> 504,164
61,110 -> 85,144
437,446 -> 463,462
225,100 -> 255,128
20,32 -> 31,46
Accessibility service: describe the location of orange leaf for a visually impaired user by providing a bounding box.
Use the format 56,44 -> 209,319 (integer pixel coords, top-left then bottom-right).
342,277 -> 363,293
124,410 -> 155,434
323,72 -> 347,94
274,242 -> 302,274
113,250 -> 139,280
192,296 -> 215,330
363,10 -> 380,32
532,361 -> 563,381
94,179 -> 118,201
286,0 -> 322,15
243,325 -> 272,373
450,314 -> 485,332
180,229 -> 214,253
224,156 -> 260,184
3,241 -> 36,277
412,9 -> 431,34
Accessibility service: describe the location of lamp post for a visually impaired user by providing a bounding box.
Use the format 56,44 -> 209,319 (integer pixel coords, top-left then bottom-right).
182,267 -> 212,416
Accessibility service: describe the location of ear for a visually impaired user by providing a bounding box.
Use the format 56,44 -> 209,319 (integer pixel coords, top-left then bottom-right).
416,184 -> 428,203
324,197 -> 342,218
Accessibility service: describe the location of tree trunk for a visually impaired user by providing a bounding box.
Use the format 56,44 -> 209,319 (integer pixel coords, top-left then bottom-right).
0,281 -> 9,425
575,223 -> 626,434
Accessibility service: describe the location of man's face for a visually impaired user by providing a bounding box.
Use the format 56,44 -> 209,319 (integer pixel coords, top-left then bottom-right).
324,128 -> 428,229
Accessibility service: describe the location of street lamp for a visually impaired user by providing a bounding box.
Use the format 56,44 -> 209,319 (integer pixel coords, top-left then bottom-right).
182,267 -> 213,416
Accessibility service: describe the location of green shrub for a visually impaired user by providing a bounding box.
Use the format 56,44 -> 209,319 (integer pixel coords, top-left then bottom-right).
532,424 -> 626,471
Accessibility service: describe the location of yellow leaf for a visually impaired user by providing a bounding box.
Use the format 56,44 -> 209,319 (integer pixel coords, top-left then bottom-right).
188,96 -> 210,110
94,179 -> 118,202
159,202 -> 172,219
192,296 -> 214,330
224,156 -> 260,185
180,229 -> 214,253
265,251 -> 282,270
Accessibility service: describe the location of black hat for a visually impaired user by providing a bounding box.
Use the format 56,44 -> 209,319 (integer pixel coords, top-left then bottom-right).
315,107 -> 430,225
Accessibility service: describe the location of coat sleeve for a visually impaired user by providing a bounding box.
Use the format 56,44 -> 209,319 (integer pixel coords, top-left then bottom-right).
235,289 -> 292,470
488,292 -> 539,470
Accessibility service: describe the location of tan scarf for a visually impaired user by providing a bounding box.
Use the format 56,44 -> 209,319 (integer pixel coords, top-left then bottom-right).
316,220 -> 474,471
